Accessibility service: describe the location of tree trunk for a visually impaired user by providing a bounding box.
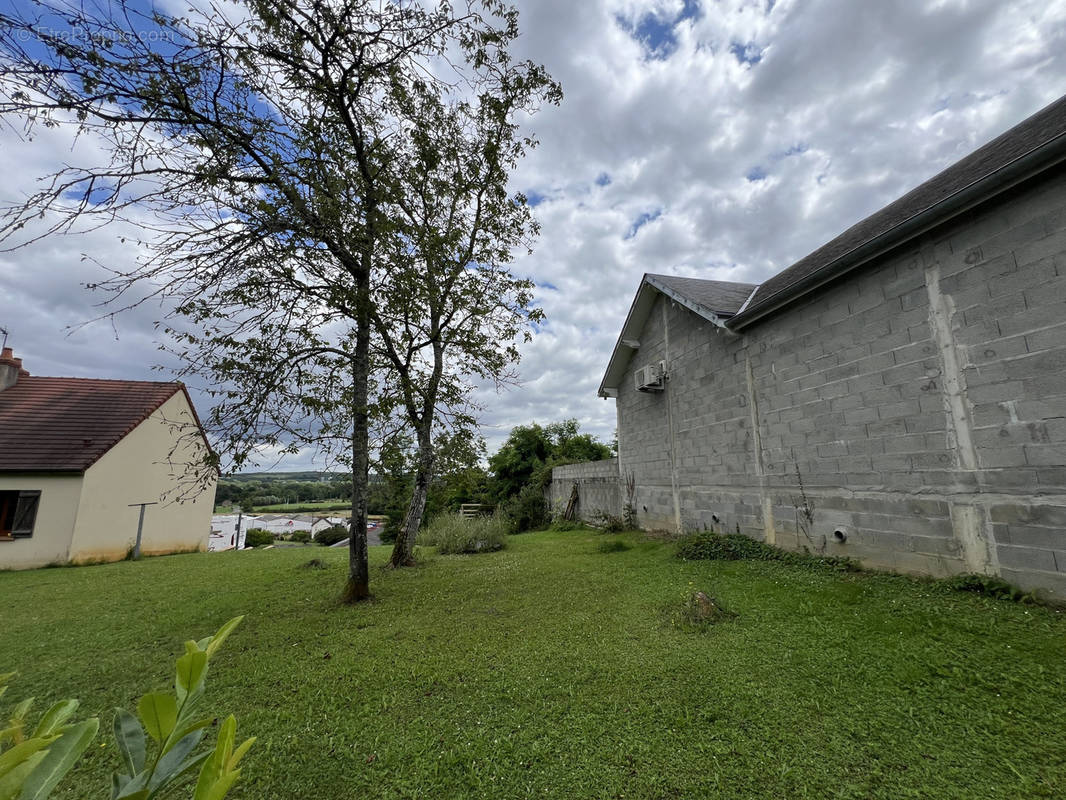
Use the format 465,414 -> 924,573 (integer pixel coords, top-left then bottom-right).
389,427 -> 434,567
342,266 -> 372,603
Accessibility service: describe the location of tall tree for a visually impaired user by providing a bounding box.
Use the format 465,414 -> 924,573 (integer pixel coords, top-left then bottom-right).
0,0 -> 555,601
371,76 -> 555,567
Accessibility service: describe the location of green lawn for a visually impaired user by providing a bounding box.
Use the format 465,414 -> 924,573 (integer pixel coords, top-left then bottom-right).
1,530 -> 1064,799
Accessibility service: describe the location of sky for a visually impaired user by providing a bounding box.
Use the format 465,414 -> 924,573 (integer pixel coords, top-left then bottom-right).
2,0 -> 1066,471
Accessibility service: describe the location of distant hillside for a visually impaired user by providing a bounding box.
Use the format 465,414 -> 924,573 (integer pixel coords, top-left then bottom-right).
224,471 -> 348,483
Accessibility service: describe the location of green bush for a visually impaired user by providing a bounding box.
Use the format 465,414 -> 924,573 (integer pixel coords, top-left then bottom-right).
418,512 -> 507,554
380,511 -> 403,544
501,484 -> 548,534
943,573 -> 1036,603
549,518 -> 584,532
676,531 -> 859,572
289,530 -> 311,544
244,528 -> 274,548
314,525 -> 349,546
676,531 -> 776,561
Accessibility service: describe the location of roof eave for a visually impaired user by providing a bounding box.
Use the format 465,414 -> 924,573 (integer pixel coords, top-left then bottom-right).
727,131 -> 1066,331
598,275 -> 733,397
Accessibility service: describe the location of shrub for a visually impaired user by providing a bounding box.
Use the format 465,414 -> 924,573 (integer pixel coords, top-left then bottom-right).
245,528 -> 275,548
549,518 -> 584,532
380,511 -> 403,544
675,530 -> 859,572
419,512 -> 507,554
944,573 -> 1036,603
290,530 -> 311,544
314,525 -> 349,546
676,531 -> 776,561
501,484 -> 548,534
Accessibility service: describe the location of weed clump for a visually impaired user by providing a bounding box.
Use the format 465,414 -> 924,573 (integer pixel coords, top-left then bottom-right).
419,512 -> 507,554
943,573 -> 1037,603
549,518 -> 585,532
676,530 -> 859,572
670,588 -> 737,631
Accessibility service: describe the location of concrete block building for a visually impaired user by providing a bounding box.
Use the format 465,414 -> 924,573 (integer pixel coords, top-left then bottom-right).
587,95 -> 1066,599
0,347 -> 216,568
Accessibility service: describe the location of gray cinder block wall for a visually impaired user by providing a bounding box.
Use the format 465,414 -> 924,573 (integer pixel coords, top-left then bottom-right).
597,167 -> 1066,600
548,458 -> 623,521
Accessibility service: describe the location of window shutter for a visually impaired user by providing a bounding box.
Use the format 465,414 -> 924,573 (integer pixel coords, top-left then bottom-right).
11,491 -> 40,538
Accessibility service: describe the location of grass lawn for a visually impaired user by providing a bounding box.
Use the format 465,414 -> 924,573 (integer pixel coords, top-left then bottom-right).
1,530 -> 1064,799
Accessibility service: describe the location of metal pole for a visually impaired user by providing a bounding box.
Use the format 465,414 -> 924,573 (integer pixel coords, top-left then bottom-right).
128,502 -> 158,561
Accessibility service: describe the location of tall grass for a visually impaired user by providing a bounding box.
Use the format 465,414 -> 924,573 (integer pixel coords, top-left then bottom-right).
419,511 -> 508,554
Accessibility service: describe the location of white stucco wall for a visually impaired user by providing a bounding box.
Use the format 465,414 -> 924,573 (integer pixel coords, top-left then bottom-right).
0,474 -> 82,569
68,391 -> 215,563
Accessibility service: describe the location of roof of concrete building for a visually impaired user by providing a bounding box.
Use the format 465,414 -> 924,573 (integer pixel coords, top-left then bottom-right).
728,93 -> 1066,329
0,375 -> 188,472
644,274 -> 758,317
598,273 -> 757,396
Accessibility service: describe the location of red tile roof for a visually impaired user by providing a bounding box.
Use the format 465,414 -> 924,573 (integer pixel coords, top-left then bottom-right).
0,376 -> 186,472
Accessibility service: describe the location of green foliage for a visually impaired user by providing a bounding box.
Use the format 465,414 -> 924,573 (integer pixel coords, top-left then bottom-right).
595,539 -> 630,553
676,530 -> 860,572
548,518 -> 584,532
0,671 -> 98,800
500,484 -> 548,534
418,512 -> 507,555
314,525 -> 348,547
110,616 -> 253,800
591,513 -> 627,533
289,531 -> 311,544
243,529 -> 274,548
0,618 -> 251,800
943,573 -> 1037,603
488,419 -> 612,499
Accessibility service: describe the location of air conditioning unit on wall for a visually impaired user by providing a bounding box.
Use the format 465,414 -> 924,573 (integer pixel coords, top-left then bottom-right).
634,361 -> 666,392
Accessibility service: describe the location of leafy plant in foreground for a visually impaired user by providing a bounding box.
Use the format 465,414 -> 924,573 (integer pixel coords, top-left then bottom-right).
0,617 -> 252,800
0,672 -> 98,800
111,616 -> 253,800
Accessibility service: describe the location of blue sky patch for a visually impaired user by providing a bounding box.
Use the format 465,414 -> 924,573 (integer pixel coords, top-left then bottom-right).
525,190 -> 546,207
746,166 -> 767,182
62,184 -> 115,206
617,0 -> 702,61
729,41 -> 763,66
595,172 -> 612,187
625,208 -> 662,240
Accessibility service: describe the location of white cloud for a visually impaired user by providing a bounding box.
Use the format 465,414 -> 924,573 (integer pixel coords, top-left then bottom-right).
4,0 -> 1066,466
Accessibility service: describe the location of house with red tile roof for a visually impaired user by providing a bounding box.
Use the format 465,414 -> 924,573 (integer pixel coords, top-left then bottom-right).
0,346 -> 216,569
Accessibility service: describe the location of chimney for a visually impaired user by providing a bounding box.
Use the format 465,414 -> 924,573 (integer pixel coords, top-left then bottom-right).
0,347 -> 28,392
